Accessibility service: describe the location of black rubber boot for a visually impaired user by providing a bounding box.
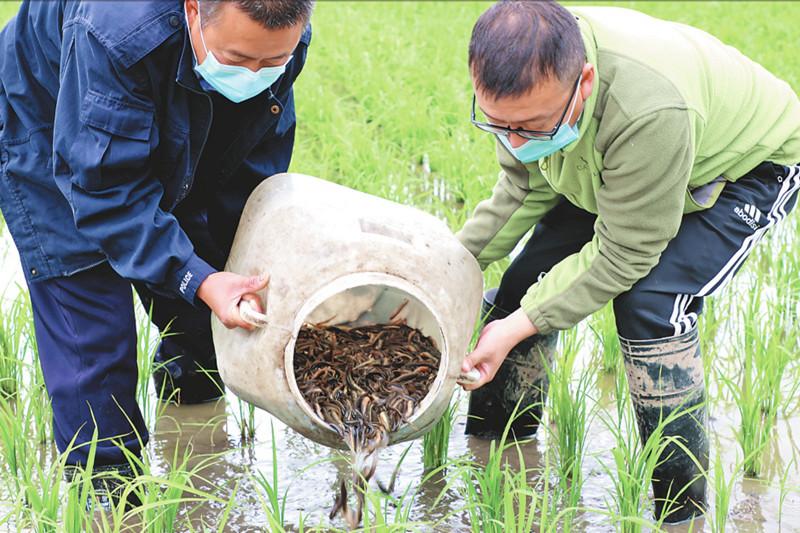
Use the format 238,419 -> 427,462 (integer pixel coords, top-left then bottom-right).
152,336 -> 224,405
465,288 -> 557,440
65,463 -> 142,512
620,327 -> 708,524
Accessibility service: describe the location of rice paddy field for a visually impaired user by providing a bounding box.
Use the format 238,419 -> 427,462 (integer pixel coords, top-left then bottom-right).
1,1 -> 799,531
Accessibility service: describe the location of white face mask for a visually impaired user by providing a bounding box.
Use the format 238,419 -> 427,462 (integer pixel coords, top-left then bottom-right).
188,3 -> 292,103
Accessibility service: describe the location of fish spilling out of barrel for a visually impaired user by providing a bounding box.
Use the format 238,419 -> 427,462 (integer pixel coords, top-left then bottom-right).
293,302 -> 440,528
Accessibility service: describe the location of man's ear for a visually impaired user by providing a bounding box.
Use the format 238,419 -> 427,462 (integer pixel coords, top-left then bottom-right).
580,62 -> 595,101
185,0 -> 199,27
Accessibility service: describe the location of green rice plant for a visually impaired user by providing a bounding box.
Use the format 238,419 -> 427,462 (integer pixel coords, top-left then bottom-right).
422,395 -> 457,472
721,366 -> 770,478
457,441 -> 536,533
135,300 -> 176,427
72,403 -> 226,532
543,327 -> 596,530
450,399 -> 576,533
0,289 -> 30,398
24,432 -> 99,532
706,444 -> 738,533
0,392 -> 32,496
722,278 -> 791,477
235,397 -> 257,445
588,303 -> 620,374
698,296 -> 724,390
546,327 -> 593,483
252,422 -> 344,532
252,422 -> 288,530
107,446 -> 225,533
455,403 -> 526,533
455,434 -> 581,533
0,288 -> 54,445
357,481 -> 428,533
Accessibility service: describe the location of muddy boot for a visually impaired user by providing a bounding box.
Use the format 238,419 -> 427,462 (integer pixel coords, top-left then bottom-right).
620,327 -> 708,523
465,288 -> 557,440
152,336 -> 224,405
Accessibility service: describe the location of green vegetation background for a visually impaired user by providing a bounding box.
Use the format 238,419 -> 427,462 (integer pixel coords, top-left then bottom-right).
0,1 -> 798,283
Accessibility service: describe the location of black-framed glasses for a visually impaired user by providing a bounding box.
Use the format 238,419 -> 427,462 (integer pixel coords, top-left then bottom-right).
470,73 -> 582,140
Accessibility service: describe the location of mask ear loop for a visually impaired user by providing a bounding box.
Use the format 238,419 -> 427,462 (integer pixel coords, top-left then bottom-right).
564,75 -> 583,127
186,0 -> 210,57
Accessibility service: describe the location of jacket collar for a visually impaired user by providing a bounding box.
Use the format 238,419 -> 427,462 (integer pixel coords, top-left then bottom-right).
561,11 -> 600,155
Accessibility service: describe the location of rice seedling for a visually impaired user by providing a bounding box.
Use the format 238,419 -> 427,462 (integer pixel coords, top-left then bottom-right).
697,296 -> 725,390
722,278 -> 793,477
0,288 -> 54,447
235,398 -> 257,445
777,456 -> 796,533
135,299 -> 177,426
102,445 -> 226,533
0,392 -> 32,496
588,304 -> 620,374
449,399 -> 571,533
722,365 -> 770,479
422,396 -> 457,472
457,440 -> 537,533
543,327 -> 597,530
545,327 -> 593,482
706,444 -> 743,533
357,481 -> 428,533
252,423 -> 289,530
0,289 -> 29,398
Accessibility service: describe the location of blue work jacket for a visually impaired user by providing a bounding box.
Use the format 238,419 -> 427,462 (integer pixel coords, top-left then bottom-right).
0,1 -> 310,303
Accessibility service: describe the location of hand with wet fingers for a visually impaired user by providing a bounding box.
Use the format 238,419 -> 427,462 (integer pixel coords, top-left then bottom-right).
459,308 -> 538,391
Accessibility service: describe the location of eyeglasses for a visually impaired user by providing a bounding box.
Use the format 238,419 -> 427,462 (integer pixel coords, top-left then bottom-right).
470,73 -> 582,140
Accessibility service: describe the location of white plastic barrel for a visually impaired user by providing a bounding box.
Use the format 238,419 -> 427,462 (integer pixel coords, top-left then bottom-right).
211,173 -> 483,449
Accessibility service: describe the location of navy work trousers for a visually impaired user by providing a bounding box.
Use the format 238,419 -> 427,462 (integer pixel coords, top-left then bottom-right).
494,161 -> 800,341
28,204 -> 224,466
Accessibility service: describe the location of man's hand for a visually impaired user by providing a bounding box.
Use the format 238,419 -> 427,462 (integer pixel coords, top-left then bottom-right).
460,308 -> 538,391
197,272 -> 270,331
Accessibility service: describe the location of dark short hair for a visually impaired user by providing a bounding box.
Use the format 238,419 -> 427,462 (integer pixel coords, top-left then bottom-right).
199,0 -> 314,29
469,0 -> 585,99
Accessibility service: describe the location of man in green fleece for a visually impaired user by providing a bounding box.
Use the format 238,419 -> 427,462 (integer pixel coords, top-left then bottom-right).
457,0 -> 800,523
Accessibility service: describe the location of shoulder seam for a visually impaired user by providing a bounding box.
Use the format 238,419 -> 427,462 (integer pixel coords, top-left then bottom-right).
598,48 -> 694,122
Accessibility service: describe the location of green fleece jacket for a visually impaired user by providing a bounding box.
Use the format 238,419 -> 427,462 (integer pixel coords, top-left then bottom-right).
457,6 -> 800,335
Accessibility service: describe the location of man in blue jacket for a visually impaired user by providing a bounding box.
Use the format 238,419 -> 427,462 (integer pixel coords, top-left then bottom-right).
0,0 -> 312,494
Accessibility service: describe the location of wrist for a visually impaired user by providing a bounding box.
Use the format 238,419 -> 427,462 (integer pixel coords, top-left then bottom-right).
504,308 -> 538,344
196,271 -> 218,305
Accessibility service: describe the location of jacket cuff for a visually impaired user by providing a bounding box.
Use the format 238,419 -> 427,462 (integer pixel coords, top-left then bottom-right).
169,254 -> 217,306
520,293 -> 554,336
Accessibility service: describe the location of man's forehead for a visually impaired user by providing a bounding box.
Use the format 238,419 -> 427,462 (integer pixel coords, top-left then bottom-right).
476,87 -> 560,123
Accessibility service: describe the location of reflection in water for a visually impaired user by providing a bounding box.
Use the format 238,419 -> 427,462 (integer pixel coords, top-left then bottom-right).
126,380 -> 800,532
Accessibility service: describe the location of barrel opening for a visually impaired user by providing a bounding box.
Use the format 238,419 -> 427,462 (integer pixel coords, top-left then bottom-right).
285,277 -> 448,441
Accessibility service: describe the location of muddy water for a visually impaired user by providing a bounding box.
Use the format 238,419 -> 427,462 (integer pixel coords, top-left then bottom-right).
141,373 -> 800,532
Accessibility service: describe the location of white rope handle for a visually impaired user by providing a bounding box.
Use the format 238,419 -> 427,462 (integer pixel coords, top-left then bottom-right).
238,299 -> 269,328
456,368 -> 481,385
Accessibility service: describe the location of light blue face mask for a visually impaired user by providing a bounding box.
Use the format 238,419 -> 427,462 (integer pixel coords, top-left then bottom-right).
498,87 -> 582,164
189,5 -> 292,103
